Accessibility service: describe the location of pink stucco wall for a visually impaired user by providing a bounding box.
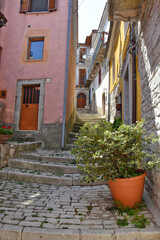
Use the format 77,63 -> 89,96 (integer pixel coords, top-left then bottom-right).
0,0 -> 69,124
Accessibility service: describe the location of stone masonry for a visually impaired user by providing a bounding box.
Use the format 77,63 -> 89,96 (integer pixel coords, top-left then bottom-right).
137,0 -> 160,209
0,180 -> 160,240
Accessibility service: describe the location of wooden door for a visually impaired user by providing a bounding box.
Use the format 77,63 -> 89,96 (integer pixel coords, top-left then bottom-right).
19,85 -> 40,130
77,93 -> 86,108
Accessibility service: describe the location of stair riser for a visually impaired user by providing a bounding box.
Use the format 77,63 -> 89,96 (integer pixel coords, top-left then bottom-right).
18,155 -> 75,164
0,172 -> 107,186
8,160 -> 81,174
17,142 -> 42,152
68,133 -> 79,138
67,138 -> 78,144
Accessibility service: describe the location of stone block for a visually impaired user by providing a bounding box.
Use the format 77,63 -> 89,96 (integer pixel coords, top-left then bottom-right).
115,229 -> 160,240
0,224 -> 23,240
80,229 -> 114,240
22,227 -> 79,240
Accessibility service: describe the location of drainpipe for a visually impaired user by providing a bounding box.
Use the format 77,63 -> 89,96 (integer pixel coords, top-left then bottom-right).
61,0 -> 72,149
131,22 -> 136,123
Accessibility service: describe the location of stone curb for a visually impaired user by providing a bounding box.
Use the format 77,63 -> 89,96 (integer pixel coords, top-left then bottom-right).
0,225 -> 160,240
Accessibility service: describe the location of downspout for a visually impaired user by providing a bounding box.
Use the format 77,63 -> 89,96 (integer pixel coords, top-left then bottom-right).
61,0 -> 72,149
131,22 -> 136,123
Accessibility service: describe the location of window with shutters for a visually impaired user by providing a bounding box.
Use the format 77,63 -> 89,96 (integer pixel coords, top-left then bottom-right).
20,0 -> 57,13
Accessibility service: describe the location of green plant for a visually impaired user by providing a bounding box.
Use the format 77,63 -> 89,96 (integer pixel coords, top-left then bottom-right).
115,201 -> 150,228
32,214 -> 38,217
117,218 -> 129,227
86,205 -> 93,211
47,208 -> 53,212
0,125 -> 13,135
71,120 -> 160,183
131,214 -> 150,228
112,117 -> 122,130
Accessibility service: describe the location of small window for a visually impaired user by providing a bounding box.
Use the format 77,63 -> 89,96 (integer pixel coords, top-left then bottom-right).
30,0 -> 48,12
20,0 -> 57,13
27,38 -> 44,60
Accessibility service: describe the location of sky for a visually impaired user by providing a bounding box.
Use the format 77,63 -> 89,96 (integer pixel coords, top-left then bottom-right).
78,0 -> 107,43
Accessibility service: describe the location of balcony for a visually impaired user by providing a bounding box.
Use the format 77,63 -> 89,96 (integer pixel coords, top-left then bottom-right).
85,35 -> 106,87
108,0 -> 142,22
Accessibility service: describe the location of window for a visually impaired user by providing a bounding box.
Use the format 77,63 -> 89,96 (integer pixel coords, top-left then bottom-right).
20,0 -> 57,13
27,38 -> 44,60
79,48 -> 86,62
79,69 -> 86,85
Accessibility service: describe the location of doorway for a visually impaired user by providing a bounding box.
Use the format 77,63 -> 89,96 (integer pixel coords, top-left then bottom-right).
19,85 -> 40,130
77,93 -> 86,108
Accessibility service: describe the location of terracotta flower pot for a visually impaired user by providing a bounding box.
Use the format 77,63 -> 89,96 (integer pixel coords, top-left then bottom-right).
0,135 -> 12,144
108,172 -> 147,208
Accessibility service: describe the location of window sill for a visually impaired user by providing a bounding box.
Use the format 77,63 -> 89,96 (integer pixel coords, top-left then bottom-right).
25,11 -> 50,15
25,10 -> 56,15
26,59 -> 43,62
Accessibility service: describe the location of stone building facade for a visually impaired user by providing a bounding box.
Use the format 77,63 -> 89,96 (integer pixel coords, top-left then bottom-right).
137,0 -> 160,209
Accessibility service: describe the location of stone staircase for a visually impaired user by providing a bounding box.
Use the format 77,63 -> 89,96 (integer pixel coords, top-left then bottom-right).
66,113 -> 104,149
0,114 -> 106,186
0,148 -> 106,186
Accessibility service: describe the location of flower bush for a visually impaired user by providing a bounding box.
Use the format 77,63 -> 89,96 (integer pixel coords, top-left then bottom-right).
0,125 -> 13,135
71,120 -> 160,183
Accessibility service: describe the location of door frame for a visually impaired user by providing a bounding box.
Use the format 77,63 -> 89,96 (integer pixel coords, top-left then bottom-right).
14,79 -> 45,131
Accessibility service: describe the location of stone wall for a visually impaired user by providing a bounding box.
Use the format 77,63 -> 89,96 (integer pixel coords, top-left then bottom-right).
109,84 -> 120,123
138,0 -> 160,209
0,141 -> 42,168
0,144 -> 17,168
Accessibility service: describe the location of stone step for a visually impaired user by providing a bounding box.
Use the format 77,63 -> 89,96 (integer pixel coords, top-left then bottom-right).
9,141 -> 43,153
67,138 -> 78,144
68,132 -> 79,138
65,144 -> 76,150
8,158 -> 81,174
0,167 -> 107,186
19,152 -> 75,164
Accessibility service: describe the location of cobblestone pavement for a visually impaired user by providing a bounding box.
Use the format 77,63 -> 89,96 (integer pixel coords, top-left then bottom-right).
0,180 -> 159,232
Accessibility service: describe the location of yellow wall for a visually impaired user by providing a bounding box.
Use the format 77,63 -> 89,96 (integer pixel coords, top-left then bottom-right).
109,22 -> 141,122
136,56 -> 141,121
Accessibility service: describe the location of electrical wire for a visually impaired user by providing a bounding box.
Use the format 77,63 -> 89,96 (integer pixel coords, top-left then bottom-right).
73,0 -> 86,14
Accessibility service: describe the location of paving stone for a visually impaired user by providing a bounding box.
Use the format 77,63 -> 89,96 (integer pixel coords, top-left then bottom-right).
19,221 -> 42,227
60,219 -> 81,225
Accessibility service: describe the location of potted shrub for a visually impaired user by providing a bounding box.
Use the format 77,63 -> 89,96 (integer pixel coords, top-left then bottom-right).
0,125 -> 13,143
71,120 -> 160,207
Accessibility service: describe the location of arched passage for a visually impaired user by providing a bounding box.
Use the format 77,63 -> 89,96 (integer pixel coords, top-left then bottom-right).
77,93 -> 86,108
